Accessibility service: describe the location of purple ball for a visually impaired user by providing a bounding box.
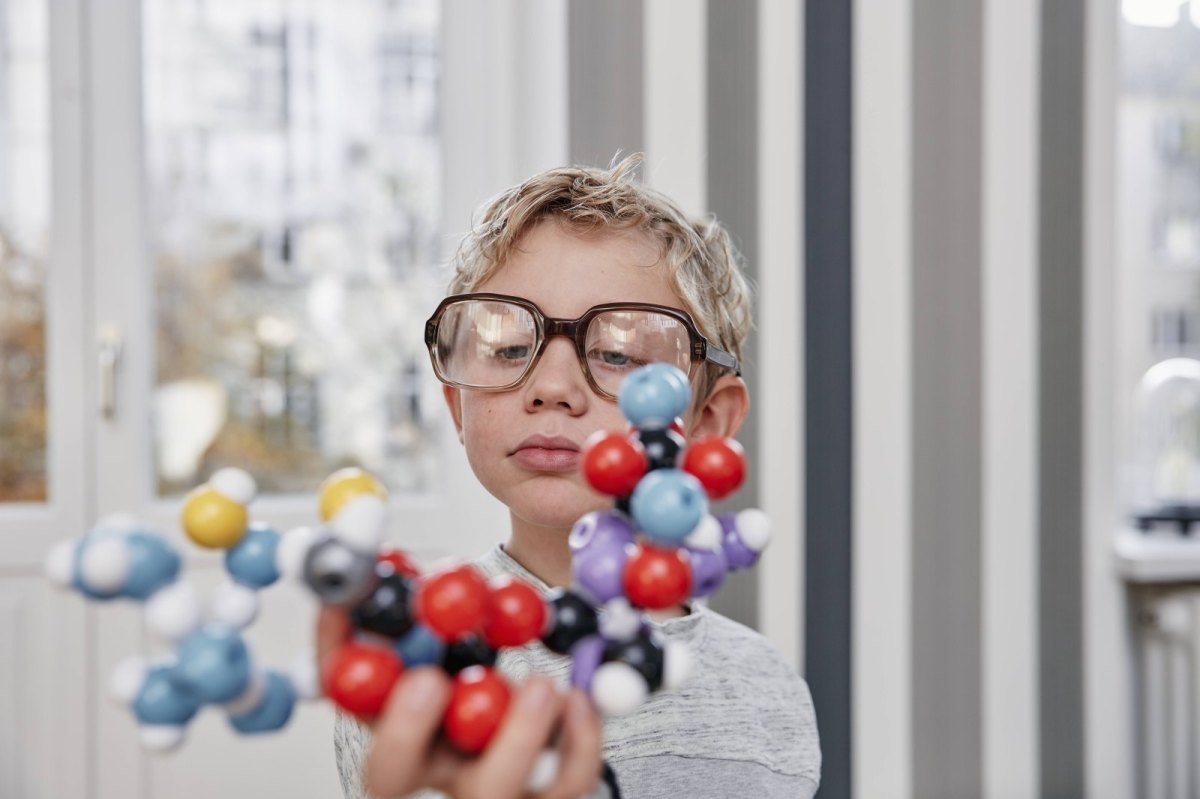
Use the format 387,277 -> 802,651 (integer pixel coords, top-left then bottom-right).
569,511 -> 635,555
569,635 -> 607,691
687,545 -> 729,597
572,540 -> 631,604
719,512 -> 760,571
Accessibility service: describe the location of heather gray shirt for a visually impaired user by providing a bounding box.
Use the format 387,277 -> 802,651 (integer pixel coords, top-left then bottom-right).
334,545 -> 821,798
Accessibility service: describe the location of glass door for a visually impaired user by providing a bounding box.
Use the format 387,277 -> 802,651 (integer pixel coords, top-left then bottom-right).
85,1 -> 507,796
0,0 -> 89,796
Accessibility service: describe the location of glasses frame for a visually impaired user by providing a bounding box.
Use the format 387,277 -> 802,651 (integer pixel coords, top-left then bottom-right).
424,292 -> 741,400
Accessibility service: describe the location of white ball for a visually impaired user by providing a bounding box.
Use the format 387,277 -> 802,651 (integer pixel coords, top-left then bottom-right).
735,508 -> 771,552
286,650 -> 321,701
598,598 -> 642,642
209,468 -> 257,506
209,581 -> 260,629
662,640 -> 692,690
80,536 -> 131,593
223,669 -> 266,715
144,581 -> 201,641
685,514 -> 723,551
525,749 -> 560,793
330,494 -> 386,554
277,526 -> 325,583
109,656 -> 149,705
44,540 -> 78,588
591,662 -> 648,717
140,724 -> 186,753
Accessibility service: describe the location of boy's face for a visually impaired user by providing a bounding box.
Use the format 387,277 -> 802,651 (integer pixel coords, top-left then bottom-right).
442,219 -> 687,531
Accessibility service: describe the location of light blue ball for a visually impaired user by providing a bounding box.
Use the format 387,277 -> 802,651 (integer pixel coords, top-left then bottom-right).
617,364 -> 691,430
394,623 -> 446,667
124,531 -> 182,600
173,625 -> 253,704
133,664 -> 201,726
630,468 -> 708,542
229,671 -> 296,734
225,522 -> 281,588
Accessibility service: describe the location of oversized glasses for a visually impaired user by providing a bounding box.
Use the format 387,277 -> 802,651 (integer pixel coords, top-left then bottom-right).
424,293 -> 740,400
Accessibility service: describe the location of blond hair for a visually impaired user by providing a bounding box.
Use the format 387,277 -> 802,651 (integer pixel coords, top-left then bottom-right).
446,154 -> 753,403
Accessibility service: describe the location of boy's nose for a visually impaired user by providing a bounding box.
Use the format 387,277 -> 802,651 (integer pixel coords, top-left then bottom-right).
523,338 -> 589,414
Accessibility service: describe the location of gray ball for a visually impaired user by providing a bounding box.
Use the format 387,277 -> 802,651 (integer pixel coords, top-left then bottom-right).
302,537 -> 376,607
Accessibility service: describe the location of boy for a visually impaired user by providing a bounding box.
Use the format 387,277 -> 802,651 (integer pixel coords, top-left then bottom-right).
321,156 -> 821,798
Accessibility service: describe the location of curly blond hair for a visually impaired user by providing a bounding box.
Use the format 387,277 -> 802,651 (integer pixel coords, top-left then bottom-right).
445,154 -> 754,404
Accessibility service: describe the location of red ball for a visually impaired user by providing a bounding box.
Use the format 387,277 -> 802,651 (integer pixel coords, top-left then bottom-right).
483,576 -> 547,648
414,565 -> 490,642
582,431 -> 647,497
377,548 -> 421,579
323,641 -> 404,718
623,544 -> 693,610
443,666 -> 511,754
682,437 -> 746,500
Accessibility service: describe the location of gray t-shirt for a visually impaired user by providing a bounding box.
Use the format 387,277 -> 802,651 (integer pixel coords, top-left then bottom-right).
334,545 -> 821,798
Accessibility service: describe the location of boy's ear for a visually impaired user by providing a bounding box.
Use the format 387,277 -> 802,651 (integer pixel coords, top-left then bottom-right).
442,385 -> 465,444
687,374 -> 750,441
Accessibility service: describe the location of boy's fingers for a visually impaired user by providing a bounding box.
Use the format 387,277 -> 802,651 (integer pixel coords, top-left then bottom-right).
363,667 -> 453,798
315,606 -> 352,679
536,690 -> 603,799
468,675 -> 564,798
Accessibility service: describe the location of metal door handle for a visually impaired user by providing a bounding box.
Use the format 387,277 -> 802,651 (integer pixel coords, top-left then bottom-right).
98,324 -> 122,419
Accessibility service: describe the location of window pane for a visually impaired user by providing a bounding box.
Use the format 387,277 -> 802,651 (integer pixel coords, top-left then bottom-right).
144,0 -> 443,496
0,0 -> 49,503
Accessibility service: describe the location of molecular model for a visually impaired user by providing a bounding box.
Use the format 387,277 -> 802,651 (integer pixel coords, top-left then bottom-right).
42,362 -> 769,775
552,362 -> 770,716
43,468 -> 316,752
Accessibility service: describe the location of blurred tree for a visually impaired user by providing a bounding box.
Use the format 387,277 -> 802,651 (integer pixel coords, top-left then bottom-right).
0,224 -> 48,502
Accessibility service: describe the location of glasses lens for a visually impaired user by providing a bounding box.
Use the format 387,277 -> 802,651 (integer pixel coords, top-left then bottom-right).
435,300 -> 538,388
585,310 -> 692,397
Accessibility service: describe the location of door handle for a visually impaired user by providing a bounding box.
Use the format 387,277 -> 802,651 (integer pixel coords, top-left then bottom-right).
98,324 -> 122,419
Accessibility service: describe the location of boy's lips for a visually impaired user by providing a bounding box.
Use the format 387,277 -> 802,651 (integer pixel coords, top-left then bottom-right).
510,435 -> 581,472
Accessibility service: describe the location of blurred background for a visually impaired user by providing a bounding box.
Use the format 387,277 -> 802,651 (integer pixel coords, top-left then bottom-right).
1,0 -> 1196,797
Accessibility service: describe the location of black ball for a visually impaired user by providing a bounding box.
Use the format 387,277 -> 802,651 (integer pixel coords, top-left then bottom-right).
635,428 -> 685,472
350,563 -> 415,639
303,537 -> 377,608
542,589 -> 599,654
441,635 -> 498,675
603,630 -> 665,692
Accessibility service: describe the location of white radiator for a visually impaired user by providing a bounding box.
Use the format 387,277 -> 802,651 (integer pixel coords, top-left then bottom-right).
1138,588 -> 1200,799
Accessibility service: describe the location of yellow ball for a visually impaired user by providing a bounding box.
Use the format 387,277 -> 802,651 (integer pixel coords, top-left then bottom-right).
318,468 -> 388,522
181,486 -> 249,549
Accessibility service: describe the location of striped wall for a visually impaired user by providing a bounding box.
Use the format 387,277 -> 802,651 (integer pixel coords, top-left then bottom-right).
552,1 -> 1133,797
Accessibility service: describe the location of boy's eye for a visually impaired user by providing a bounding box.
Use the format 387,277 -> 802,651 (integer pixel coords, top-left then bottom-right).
493,344 -> 531,361
588,348 -> 643,369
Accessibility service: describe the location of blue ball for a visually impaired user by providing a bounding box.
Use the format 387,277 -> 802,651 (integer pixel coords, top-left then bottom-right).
394,623 -> 446,667
124,531 -> 182,600
630,468 -> 708,542
173,625 -> 253,704
617,364 -> 691,430
225,522 -> 281,588
229,671 -> 296,734
133,664 -> 201,726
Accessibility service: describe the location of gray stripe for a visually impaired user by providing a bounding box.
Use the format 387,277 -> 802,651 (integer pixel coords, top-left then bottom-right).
1039,0 -> 1086,794
803,0 -> 853,797
910,2 -> 984,798
705,0 -> 760,632
567,0 -> 643,167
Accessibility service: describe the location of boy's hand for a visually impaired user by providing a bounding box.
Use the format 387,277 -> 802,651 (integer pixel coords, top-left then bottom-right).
318,607 -> 604,799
